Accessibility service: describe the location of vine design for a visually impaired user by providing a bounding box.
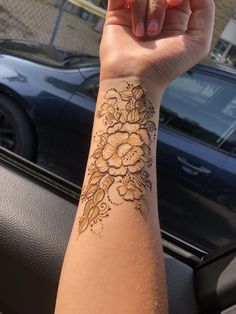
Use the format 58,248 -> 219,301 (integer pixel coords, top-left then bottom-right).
79,82 -> 156,235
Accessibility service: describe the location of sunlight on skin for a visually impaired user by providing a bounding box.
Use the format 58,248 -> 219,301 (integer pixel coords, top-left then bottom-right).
55,1 -> 215,313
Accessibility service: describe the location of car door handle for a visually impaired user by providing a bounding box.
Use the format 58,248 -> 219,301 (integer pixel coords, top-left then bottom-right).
177,156 -> 212,175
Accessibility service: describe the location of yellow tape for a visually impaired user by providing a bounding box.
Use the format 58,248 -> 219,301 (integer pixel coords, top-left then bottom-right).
68,0 -> 106,18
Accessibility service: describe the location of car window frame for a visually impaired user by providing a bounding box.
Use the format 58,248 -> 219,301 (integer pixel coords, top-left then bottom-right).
220,127 -> 236,157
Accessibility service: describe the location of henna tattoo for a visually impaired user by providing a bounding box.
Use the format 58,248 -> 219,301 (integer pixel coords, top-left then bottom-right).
79,82 -> 156,235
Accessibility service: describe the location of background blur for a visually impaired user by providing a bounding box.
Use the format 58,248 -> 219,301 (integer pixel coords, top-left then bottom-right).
0,0 -> 235,65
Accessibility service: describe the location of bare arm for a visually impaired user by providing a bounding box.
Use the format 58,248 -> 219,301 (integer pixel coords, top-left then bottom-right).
55,1 -> 215,313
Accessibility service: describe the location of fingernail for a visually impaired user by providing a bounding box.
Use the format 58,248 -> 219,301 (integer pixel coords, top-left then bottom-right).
136,22 -> 145,37
148,20 -> 159,36
126,0 -> 134,8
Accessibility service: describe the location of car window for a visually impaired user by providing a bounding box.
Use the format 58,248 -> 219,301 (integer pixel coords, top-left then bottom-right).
222,95 -> 236,119
160,72 -> 236,148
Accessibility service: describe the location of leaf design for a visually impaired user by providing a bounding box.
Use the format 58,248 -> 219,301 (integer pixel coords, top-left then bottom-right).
127,110 -> 140,123
97,110 -> 104,118
92,148 -> 103,159
119,90 -> 133,101
100,134 -> 109,146
94,189 -> 105,204
79,206 -> 100,234
89,171 -> 104,185
108,97 -> 117,105
79,199 -> 96,234
101,175 -> 115,192
79,217 -> 89,234
83,184 -> 98,199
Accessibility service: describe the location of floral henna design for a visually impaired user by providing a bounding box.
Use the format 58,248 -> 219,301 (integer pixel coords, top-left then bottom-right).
79,83 -> 156,235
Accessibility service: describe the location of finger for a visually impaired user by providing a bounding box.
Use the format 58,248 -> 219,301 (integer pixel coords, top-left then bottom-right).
146,0 -> 167,37
108,0 -> 126,11
162,0 -> 191,33
166,0 -> 190,13
187,0 -> 215,52
167,0 -> 185,7
130,0 -> 148,37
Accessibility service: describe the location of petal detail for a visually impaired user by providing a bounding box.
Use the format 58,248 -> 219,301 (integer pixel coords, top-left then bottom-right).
121,123 -> 140,134
103,144 -> 115,160
123,147 -> 143,166
108,132 -> 129,147
108,123 -> 122,134
127,134 -> 143,146
128,160 -> 144,173
117,143 -> 132,158
137,129 -> 150,145
107,97 -> 117,105
124,190 -> 134,201
119,90 -> 133,101
133,187 -> 143,199
128,110 -> 140,122
95,157 -> 108,172
109,166 -> 127,176
120,110 -> 129,123
118,186 -> 127,196
108,154 -> 122,168
132,85 -> 144,100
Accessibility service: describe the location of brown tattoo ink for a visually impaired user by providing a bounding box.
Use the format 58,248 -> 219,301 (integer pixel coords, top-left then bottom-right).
78,82 -> 156,236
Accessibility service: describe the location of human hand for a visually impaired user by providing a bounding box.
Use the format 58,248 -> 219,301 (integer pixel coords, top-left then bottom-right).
100,0 -> 215,86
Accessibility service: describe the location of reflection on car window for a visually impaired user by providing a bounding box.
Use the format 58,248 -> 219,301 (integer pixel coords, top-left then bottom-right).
78,75 -> 99,100
160,72 -> 236,147
169,75 -> 221,105
223,96 -> 236,119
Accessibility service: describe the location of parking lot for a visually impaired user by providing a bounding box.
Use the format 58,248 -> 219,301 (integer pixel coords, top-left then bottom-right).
0,0 -> 100,55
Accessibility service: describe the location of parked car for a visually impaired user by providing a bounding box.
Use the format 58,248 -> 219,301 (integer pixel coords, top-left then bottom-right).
0,39 -> 236,252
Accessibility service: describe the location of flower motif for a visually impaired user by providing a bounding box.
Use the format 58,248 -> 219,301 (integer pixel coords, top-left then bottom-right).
119,85 -> 145,112
78,83 -> 155,235
118,181 -> 143,201
97,97 -> 117,117
95,123 -> 150,176
132,85 -> 145,100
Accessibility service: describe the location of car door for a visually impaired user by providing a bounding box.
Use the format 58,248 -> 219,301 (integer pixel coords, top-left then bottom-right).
1,141 -> 236,314
196,120 -> 236,251
48,74 -> 98,184
157,68 -> 236,252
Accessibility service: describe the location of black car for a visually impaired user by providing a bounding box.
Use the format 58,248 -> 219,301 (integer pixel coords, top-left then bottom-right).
0,40 -> 236,252
0,39 -> 99,181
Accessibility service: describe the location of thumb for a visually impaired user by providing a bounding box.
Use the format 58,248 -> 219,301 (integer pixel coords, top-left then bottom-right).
108,0 -> 126,11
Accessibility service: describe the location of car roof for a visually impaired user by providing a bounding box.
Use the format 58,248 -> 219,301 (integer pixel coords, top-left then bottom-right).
194,59 -> 236,79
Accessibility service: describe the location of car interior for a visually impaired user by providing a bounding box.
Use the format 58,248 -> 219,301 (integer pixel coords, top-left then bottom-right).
0,145 -> 235,314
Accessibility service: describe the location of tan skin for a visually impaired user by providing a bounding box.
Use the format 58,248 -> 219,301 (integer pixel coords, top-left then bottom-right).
101,0 -> 215,84
55,1 -> 215,313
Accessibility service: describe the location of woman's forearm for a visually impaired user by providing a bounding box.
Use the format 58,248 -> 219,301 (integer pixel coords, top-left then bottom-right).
55,77 -> 167,314
55,0 -> 215,311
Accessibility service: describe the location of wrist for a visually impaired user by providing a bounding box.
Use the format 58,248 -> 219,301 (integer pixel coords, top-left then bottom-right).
100,50 -> 169,89
98,76 -> 166,110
